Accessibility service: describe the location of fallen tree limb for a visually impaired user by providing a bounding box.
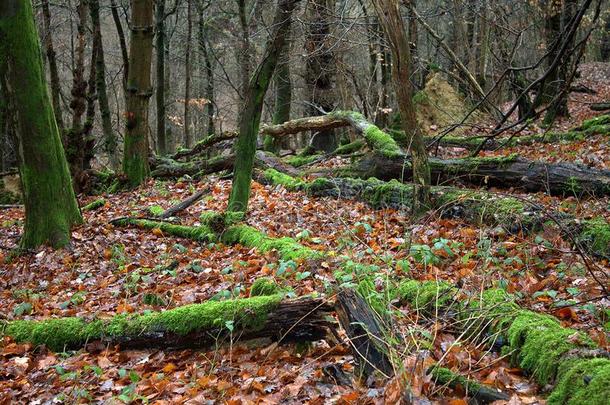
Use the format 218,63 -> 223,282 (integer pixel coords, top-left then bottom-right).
171,131 -> 238,160
394,281 -> 610,404
158,189 -> 207,218
590,102 -> 610,111
351,153 -> 610,197
81,198 -> 106,212
428,367 -> 510,403
260,170 -> 610,258
2,295 -> 333,351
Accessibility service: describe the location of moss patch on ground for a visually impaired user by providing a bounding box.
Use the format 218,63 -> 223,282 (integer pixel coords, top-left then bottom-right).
112,218 -> 216,242
576,217 -> 610,257
221,225 -> 322,261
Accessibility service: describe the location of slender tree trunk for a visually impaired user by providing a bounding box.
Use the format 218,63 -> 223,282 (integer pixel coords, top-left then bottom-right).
41,0 -> 65,135
155,0 -> 168,155
0,0 -> 82,248
83,40 -> 97,171
304,0 -> 338,152
264,21 -> 292,153
110,0 -> 129,87
90,0 -> 118,169
122,0 -> 154,187
67,0 -> 88,182
198,11 -> 215,136
227,0 -> 301,213
372,0 -> 430,211
236,0 -> 252,97
183,0 -> 193,147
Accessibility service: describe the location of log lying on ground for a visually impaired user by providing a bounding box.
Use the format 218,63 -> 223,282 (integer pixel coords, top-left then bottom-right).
172,131 -> 238,160
590,103 -> 610,112
81,198 -> 106,212
392,280 -> 610,404
1,295 -> 333,351
260,170 -> 610,258
151,150 -> 298,179
428,367 -> 510,403
111,216 -> 324,261
351,153 -> 610,197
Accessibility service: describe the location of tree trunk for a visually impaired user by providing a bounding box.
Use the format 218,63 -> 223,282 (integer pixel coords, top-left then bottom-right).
41,0 -> 65,135
66,0 -> 88,183
183,0 -> 193,148
90,0 -> 118,170
227,0 -> 301,213
236,0 -> 252,97
198,17 -> 215,137
155,0 -> 168,155
264,21 -> 293,154
122,0 -> 154,187
371,0 -> 431,211
110,0 -> 129,87
0,0 -> 82,249
304,0 -> 338,152
82,42 -> 97,171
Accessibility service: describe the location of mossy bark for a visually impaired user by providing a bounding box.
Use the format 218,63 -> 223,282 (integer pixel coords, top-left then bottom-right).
40,0 -> 65,134
227,0 -> 300,213
0,0 -> 83,249
2,295 -> 333,351
122,0 -> 154,187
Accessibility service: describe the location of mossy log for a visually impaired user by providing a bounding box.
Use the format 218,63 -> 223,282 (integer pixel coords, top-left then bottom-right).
81,198 -> 106,212
394,281 -> 610,404
428,367 -> 509,403
111,216 -> 323,261
171,131 -> 238,160
1,295 -> 333,351
260,170 -> 610,258
352,153 -> 610,197
261,111 -> 403,158
151,151 -> 298,179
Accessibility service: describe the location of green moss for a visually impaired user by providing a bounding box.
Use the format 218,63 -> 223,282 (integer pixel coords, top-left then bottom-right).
577,217 -> 610,257
334,139 -> 365,155
148,205 -> 164,216
578,114 -> 610,131
4,296 -> 282,351
285,155 -> 321,167
429,366 -> 483,394
82,198 -> 106,212
548,358 -> 610,405
113,218 -> 216,242
503,312 -> 595,384
395,280 -> 456,311
199,211 -> 242,232
262,169 -> 304,191
250,277 -> 281,297
222,225 -> 322,261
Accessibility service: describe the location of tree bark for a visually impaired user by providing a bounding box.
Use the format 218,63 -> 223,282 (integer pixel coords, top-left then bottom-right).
198,15 -> 215,136
90,0 -> 118,170
155,0 -> 168,155
41,0 -> 65,134
372,0 -> 431,212
304,0 -> 338,152
0,0 -> 83,249
122,0 -> 154,187
183,0 -> 193,148
227,0 -> 301,213
110,0 -> 129,87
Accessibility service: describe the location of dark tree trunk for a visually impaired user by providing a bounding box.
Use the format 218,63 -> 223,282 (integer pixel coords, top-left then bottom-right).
110,0 -> 129,87
82,42 -> 97,171
305,0 -> 338,152
155,0 -> 168,155
0,0 -> 83,249
183,0 -> 193,148
198,14 -> 215,136
41,0 -> 65,134
90,0 -> 118,169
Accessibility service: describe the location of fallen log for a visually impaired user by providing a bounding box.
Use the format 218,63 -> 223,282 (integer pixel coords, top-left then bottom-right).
351,153 -> 610,197
393,281 -> 610,404
428,367 -> 510,403
2,295 -> 333,351
158,189 -> 207,218
172,131 -> 238,160
590,102 -> 610,111
260,170 -> 610,258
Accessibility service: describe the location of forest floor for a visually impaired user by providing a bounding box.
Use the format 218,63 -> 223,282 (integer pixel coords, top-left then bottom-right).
1,64 -> 609,404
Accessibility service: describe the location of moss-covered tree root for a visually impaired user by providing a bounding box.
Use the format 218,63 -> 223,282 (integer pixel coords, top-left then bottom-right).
1,295 -> 333,351
395,281 -> 610,404
428,367 -> 509,403
111,216 -> 323,261
261,169 -> 610,258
